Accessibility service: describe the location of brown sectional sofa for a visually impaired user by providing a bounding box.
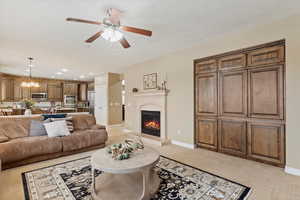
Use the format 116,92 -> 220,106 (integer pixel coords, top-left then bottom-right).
0,114 -> 108,169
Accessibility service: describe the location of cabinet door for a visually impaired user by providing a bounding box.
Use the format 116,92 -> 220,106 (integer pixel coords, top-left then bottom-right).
218,119 -> 247,157
247,121 -> 285,166
79,83 -> 87,101
195,59 -> 217,73
248,65 -> 284,119
48,83 -> 62,101
219,70 -> 247,117
1,78 -> 14,101
22,87 -> 31,100
64,83 -> 78,96
248,45 -> 284,67
195,73 -> 218,116
13,79 -> 23,101
196,117 -> 218,150
219,54 -> 246,70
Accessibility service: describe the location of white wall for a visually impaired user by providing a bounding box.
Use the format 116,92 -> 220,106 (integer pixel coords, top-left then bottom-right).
124,14 -> 300,170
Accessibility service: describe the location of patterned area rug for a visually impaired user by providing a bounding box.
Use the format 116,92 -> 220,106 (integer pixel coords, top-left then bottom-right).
22,156 -> 251,200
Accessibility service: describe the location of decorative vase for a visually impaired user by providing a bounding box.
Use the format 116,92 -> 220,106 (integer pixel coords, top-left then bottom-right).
24,109 -> 32,116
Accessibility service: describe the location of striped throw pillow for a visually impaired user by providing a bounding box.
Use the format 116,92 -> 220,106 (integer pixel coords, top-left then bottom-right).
50,117 -> 74,133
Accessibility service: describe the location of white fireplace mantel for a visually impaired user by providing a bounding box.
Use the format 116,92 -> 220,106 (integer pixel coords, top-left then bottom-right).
133,89 -> 169,145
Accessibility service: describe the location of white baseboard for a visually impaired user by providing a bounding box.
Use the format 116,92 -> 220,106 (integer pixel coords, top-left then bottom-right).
285,166 -> 300,176
171,140 -> 195,149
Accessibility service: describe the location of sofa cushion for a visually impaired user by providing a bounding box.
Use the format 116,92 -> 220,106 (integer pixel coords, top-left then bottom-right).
71,114 -> 96,131
61,129 -> 108,152
0,136 -> 62,164
0,116 -> 43,139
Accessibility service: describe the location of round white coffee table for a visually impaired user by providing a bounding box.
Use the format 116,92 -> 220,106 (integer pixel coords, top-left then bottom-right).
91,146 -> 160,200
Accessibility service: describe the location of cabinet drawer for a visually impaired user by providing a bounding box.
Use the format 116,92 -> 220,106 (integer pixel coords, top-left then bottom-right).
219,54 -> 246,70
195,59 -> 217,73
248,45 -> 284,67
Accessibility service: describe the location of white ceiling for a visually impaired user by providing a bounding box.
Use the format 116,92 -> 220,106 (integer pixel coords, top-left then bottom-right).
0,0 -> 299,80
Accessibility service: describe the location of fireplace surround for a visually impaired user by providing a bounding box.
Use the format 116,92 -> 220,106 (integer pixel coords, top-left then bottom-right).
132,90 -> 169,145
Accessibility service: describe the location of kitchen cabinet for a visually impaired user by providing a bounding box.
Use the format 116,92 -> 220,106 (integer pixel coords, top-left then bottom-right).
13,79 -> 23,101
63,82 -> 78,96
30,80 -> 47,93
78,83 -> 87,101
1,77 -> 14,101
48,82 -> 62,101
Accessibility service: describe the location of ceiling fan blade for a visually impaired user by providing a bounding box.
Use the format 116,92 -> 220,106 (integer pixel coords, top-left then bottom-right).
85,31 -> 103,43
120,38 -> 131,48
66,18 -> 101,25
120,26 -> 152,37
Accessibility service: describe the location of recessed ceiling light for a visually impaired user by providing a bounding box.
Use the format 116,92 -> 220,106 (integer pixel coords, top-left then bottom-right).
88,72 -> 94,76
61,68 -> 68,72
51,76 -> 55,79
56,72 -> 63,75
79,75 -> 85,79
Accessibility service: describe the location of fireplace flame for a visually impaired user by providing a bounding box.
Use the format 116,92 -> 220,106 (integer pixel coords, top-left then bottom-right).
144,120 -> 160,130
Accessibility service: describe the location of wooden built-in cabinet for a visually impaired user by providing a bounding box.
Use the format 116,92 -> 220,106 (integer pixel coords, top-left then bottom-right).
194,40 -> 286,167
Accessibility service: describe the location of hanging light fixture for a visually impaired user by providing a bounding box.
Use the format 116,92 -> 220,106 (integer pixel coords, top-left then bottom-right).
21,57 -> 40,88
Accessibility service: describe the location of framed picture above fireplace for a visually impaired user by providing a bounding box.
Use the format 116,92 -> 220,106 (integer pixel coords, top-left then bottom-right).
143,73 -> 157,90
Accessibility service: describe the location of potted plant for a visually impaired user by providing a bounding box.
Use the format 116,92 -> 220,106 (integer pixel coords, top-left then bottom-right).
22,99 -> 35,116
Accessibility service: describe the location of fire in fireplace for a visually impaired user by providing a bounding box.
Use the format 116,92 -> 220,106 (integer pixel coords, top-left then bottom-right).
141,110 -> 160,137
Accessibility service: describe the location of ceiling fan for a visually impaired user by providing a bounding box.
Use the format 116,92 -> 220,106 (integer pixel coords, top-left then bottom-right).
66,8 -> 152,48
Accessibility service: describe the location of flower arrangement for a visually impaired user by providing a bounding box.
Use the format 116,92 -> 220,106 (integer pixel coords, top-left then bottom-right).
106,136 -> 144,160
22,99 -> 35,109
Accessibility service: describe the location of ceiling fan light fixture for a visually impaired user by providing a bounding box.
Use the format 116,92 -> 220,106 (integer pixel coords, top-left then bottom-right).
101,27 -> 123,42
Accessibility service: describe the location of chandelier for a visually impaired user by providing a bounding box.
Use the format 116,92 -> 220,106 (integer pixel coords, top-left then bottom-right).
21,57 -> 40,88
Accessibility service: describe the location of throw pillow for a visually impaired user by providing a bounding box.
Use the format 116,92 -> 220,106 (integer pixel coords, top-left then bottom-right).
44,120 -> 70,138
29,120 -> 50,137
42,114 -> 67,120
50,117 -> 74,132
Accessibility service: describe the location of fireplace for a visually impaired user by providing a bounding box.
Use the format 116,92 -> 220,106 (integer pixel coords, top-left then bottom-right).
141,110 -> 160,137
